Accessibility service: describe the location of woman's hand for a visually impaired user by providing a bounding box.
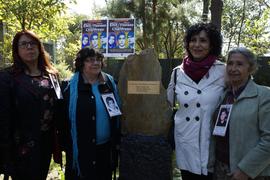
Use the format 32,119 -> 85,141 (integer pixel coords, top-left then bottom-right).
231,169 -> 249,180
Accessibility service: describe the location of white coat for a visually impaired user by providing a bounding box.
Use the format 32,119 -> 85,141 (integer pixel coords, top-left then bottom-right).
167,60 -> 225,175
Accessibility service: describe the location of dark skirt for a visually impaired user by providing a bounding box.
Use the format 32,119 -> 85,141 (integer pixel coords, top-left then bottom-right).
12,130 -> 53,180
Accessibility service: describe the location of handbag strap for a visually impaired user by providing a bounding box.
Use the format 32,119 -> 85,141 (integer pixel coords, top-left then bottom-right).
173,68 -> 177,109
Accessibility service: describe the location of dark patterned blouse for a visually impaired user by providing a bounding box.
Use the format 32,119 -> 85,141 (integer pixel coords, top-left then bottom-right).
29,74 -> 55,132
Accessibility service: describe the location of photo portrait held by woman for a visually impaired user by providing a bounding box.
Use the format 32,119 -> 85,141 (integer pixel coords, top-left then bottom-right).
212,105 -> 232,137
209,47 -> 270,180
62,47 -> 121,180
217,108 -> 228,126
167,22 -> 225,180
102,95 -> 121,117
0,30 -> 62,180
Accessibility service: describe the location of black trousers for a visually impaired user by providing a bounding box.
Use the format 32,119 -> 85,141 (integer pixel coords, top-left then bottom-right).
96,142 -> 112,180
66,142 -> 112,180
181,169 -> 213,180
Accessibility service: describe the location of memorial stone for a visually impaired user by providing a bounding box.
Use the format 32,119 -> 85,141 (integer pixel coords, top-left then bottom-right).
118,49 -> 173,180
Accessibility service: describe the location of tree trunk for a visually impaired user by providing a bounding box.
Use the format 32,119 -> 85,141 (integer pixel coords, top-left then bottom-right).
152,0 -> 157,52
237,0 -> 246,46
202,0 -> 210,22
0,20 -> 4,63
210,0 -> 223,31
142,0 -> 148,48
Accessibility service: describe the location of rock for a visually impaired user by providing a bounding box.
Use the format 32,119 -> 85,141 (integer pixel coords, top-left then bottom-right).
118,49 -> 172,136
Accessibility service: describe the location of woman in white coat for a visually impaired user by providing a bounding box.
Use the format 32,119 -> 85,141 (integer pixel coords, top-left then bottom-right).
167,23 -> 225,180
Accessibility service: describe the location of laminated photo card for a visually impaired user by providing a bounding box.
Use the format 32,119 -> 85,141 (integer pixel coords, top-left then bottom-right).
213,104 -> 233,136
101,92 -> 122,117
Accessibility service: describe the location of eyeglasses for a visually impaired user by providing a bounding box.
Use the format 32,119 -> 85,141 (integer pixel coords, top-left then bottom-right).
85,57 -> 102,63
18,41 -> 38,49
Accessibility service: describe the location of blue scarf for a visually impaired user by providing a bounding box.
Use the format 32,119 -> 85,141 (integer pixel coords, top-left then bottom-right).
68,72 -> 81,176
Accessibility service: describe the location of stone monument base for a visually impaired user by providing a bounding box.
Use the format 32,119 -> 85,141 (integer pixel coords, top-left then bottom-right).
119,134 -> 173,180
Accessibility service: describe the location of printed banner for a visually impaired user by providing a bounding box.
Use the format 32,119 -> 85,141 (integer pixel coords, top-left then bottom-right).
82,20 -> 107,53
107,18 -> 135,57
81,18 -> 135,57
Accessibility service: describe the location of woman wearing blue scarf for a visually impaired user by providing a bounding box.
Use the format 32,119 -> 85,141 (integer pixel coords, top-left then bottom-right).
62,48 -> 121,180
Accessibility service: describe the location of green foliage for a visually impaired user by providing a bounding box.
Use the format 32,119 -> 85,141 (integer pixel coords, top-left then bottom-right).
242,8 -> 270,55
54,61 -> 73,80
48,152 -> 66,180
0,32 -> 13,65
222,0 -> 270,55
102,0 -> 132,18
0,0 -> 65,32
0,0 -> 80,71
56,14 -> 89,70
0,0 -> 76,74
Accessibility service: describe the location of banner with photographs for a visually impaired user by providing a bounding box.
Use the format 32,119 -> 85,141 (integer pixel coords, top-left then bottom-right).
82,20 -> 107,53
81,18 -> 135,57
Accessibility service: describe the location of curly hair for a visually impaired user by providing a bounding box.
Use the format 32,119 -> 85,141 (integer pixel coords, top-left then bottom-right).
74,47 -> 104,72
184,23 -> 223,58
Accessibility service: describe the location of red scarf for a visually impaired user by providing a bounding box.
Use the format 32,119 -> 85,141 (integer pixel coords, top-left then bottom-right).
183,55 -> 216,83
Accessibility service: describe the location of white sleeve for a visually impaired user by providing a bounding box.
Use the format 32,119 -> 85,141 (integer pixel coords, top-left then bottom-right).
167,69 -> 176,107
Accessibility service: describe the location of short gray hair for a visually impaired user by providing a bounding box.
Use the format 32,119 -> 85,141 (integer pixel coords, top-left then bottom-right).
227,47 -> 257,74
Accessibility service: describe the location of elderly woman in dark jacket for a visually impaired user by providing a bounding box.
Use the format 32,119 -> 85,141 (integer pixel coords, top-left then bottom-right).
62,47 -> 121,180
0,30 -> 62,180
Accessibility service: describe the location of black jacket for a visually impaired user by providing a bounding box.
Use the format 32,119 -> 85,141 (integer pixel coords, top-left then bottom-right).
0,68 -> 61,179
0,70 -> 14,171
62,72 -> 121,180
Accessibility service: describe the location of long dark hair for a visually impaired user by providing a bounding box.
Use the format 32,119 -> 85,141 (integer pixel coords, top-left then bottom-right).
11,30 -> 57,75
